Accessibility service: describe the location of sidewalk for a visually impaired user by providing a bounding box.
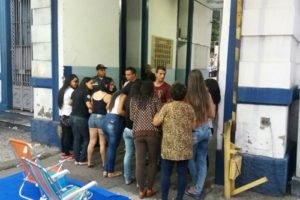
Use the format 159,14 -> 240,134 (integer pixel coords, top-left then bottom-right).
0,129 -> 296,200
0,112 -> 298,199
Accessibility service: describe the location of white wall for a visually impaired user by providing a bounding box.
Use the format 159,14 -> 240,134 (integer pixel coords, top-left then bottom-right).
62,0 -> 119,68
234,0 -> 300,158
236,104 -> 288,158
148,0 -> 178,69
217,0 -> 231,150
31,0 -> 53,119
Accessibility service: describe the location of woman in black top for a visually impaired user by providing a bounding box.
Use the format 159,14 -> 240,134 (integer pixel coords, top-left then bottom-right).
70,77 -> 93,165
87,81 -> 113,168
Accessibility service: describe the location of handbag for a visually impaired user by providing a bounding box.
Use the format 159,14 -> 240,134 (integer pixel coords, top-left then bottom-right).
60,115 -> 71,127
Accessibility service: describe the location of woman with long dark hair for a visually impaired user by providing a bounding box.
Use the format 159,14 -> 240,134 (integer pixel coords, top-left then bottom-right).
70,77 -> 94,165
87,80 -> 114,168
130,81 -> 162,199
58,74 -> 78,159
185,70 -> 216,198
101,89 -> 126,178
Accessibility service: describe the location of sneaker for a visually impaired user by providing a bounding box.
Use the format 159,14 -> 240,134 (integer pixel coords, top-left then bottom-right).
74,161 -> 79,165
78,161 -> 88,166
185,189 -> 202,199
125,177 -> 135,185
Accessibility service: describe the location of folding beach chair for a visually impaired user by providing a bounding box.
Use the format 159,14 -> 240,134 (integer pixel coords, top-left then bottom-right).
9,138 -> 64,200
22,157 -> 97,200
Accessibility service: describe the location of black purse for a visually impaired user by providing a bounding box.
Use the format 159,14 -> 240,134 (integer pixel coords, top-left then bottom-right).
60,115 -> 71,127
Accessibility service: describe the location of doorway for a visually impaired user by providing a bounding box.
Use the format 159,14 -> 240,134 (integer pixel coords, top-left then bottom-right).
10,0 -> 33,112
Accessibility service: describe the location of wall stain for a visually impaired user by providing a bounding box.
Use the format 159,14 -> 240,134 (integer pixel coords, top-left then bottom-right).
37,106 -> 52,119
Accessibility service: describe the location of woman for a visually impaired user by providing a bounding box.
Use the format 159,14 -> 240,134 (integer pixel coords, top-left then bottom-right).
70,77 -> 94,165
153,82 -> 195,200
130,81 -> 162,199
185,70 -> 216,198
87,81 -> 113,168
58,74 -> 79,160
101,89 -> 126,178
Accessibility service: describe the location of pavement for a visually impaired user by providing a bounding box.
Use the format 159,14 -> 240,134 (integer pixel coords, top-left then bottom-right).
0,111 -> 299,200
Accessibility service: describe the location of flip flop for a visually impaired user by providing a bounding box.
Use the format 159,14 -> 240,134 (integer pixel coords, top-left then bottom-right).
108,171 -> 122,178
103,171 -> 108,177
146,188 -> 158,197
138,191 -> 146,199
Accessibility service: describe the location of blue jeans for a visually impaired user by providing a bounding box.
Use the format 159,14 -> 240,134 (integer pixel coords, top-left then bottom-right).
123,127 -> 134,181
70,115 -> 89,162
102,113 -> 124,172
188,123 -> 211,194
161,159 -> 188,200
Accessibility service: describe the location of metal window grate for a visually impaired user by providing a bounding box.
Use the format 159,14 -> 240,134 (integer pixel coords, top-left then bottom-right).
10,0 -> 33,111
151,36 -> 173,68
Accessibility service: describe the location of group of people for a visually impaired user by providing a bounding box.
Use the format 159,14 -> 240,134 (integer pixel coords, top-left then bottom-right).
57,63 -> 220,200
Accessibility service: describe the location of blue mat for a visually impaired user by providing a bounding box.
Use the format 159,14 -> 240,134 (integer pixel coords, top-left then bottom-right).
0,172 -> 129,200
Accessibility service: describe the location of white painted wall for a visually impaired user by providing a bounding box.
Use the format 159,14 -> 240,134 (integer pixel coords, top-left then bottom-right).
148,0 -> 177,69
33,88 -> 53,119
62,0 -> 119,68
236,104 -> 288,158
234,0 -> 300,159
31,1 -> 52,120
217,0 -> 231,150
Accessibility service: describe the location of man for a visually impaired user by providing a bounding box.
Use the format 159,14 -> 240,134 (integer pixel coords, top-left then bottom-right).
142,64 -> 155,82
154,66 -> 171,104
92,64 -> 116,94
121,67 -> 140,185
123,67 -> 137,87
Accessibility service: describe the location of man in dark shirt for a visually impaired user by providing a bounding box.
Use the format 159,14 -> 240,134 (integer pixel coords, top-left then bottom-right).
121,76 -> 141,185
92,64 -> 116,94
142,64 -> 156,82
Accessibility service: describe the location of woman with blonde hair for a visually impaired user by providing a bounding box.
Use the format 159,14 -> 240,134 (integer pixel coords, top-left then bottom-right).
185,69 -> 216,199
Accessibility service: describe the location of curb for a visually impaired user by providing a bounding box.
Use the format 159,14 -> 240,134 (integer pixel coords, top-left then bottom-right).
0,150 -> 60,171
0,121 -> 31,132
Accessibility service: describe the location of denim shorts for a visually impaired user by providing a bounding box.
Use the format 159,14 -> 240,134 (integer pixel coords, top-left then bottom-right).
88,113 -> 105,128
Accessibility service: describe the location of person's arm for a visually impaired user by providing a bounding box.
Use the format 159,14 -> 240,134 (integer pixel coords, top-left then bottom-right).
86,101 -> 93,113
153,104 -> 166,126
207,93 -> 216,119
117,94 -> 126,116
84,92 -> 93,113
152,113 -> 162,126
104,94 -> 112,111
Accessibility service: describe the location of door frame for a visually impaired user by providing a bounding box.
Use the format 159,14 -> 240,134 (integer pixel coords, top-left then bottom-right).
0,0 -> 12,111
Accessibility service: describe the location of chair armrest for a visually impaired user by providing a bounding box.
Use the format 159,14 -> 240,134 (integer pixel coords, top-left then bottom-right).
50,169 -> 70,181
63,181 -> 97,200
46,160 -> 65,172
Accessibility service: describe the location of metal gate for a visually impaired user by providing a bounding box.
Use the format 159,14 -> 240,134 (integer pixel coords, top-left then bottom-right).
10,0 -> 33,111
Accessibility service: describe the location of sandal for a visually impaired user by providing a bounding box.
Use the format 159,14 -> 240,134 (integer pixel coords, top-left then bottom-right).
87,163 -> 95,168
138,191 -> 146,199
146,188 -> 158,197
108,171 -> 122,178
103,171 -> 108,177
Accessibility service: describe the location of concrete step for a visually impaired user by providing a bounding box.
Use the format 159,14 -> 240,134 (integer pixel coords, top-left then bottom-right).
0,110 -> 32,132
